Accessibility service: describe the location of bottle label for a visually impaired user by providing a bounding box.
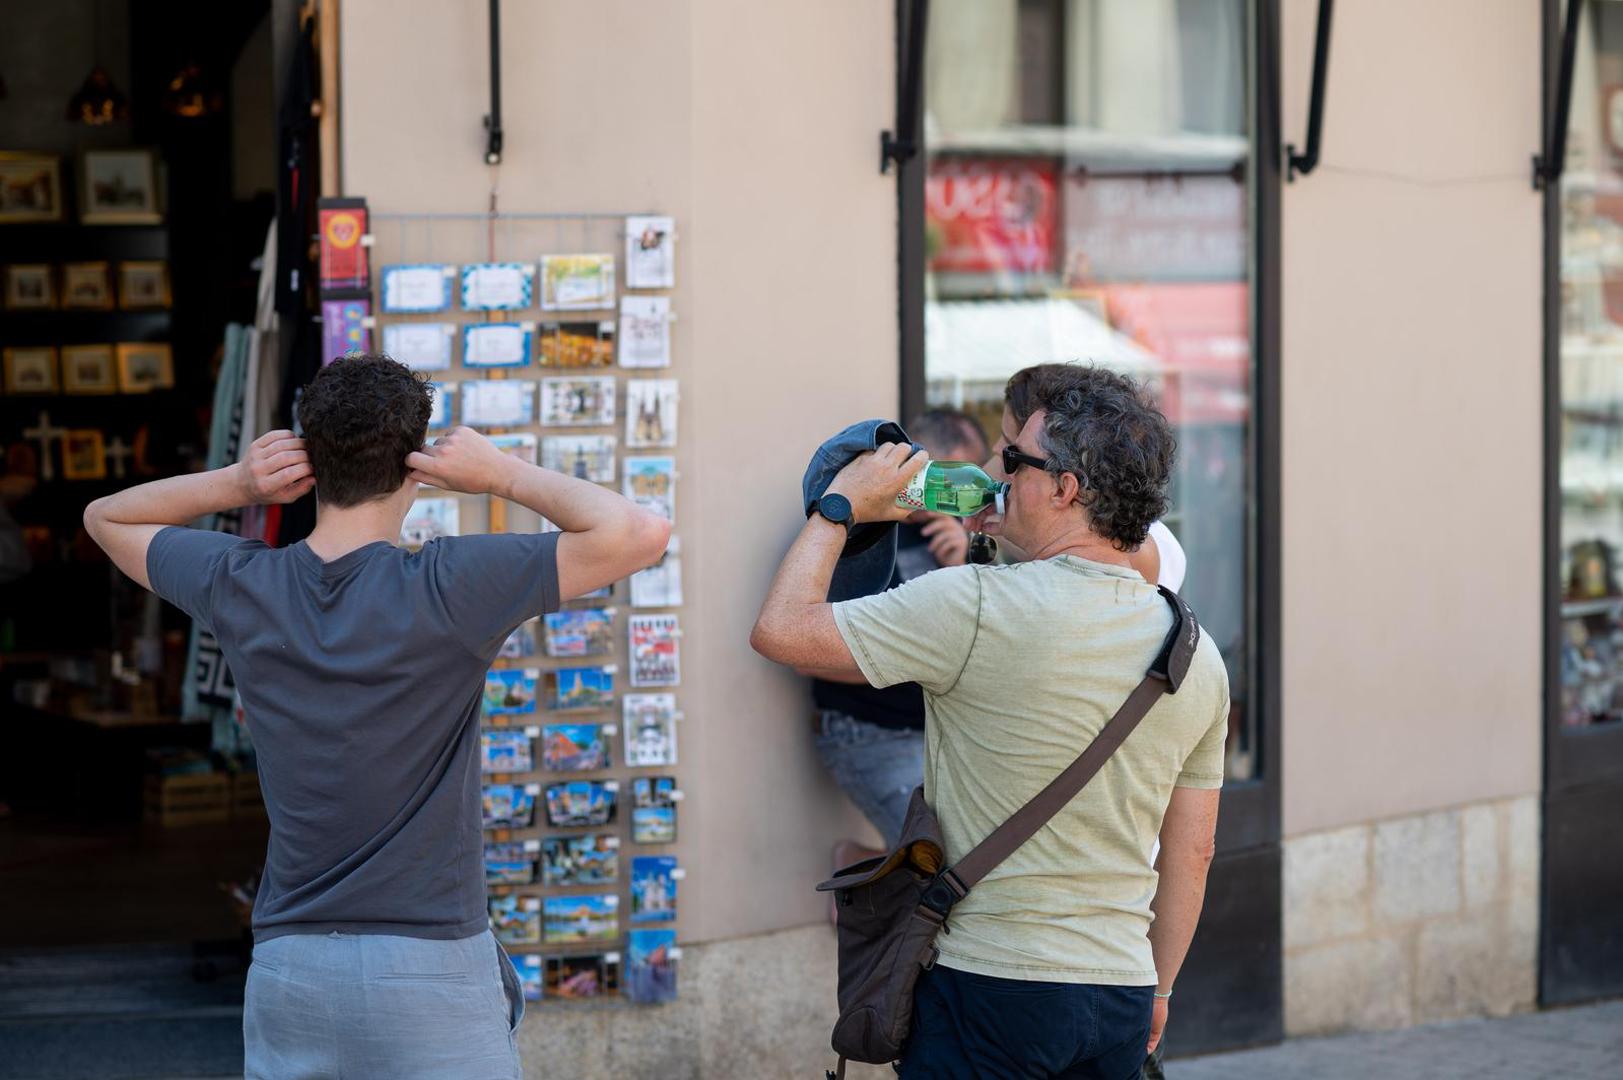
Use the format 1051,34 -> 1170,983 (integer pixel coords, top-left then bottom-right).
897,462 -> 929,511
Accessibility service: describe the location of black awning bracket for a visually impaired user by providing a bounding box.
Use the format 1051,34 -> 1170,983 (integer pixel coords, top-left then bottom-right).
1534,0 -> 1585,191
1286,0 -> 1334,181
483,0 -> 503,166
881,0 -> 929,174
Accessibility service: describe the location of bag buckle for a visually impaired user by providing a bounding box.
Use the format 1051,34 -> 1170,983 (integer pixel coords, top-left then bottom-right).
919,870 -> 966,920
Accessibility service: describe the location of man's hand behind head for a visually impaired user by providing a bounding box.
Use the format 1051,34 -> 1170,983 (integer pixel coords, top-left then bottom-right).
406,427 -> 515,498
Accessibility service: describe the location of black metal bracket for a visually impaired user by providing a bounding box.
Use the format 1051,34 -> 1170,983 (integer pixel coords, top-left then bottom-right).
881,0 -> 929,174
483,0 -> 504,165
1286,0 -> 1333,181
1534,0 -> 1585,190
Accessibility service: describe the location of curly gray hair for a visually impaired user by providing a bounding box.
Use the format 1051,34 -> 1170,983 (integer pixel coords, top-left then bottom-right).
1004,363 -> 1175,550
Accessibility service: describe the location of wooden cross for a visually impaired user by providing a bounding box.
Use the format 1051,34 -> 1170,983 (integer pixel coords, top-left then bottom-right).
22,411 -> 69,482
104,435 -> 134,480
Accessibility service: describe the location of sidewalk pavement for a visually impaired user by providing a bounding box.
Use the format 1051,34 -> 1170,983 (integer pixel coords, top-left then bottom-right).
1175,999 -> 1622,1079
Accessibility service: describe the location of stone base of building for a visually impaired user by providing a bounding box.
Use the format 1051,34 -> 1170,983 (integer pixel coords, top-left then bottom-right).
1283,793 -> 1539,1036
514,923 -> 893,1080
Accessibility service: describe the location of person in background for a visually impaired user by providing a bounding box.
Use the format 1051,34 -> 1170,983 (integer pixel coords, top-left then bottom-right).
798,409 -> 988,866
82,355 -> 669,1079
752,363 -> 1227,1077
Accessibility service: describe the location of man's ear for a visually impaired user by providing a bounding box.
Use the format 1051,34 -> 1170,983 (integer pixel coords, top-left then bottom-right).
1054,469 -> 1081,508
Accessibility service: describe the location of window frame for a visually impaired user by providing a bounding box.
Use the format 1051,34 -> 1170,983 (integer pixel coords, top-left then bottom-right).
895,0 -> 1282,855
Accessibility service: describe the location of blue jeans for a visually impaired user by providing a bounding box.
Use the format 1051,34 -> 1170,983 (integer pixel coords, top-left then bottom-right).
814,711 -> 926,849
899,965 -> 1154,1080
244,929 -> 523,1079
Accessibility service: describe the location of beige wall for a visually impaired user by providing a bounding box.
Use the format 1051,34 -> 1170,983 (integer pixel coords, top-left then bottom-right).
340,0 -> 895,943
1278,0 -> 1544,837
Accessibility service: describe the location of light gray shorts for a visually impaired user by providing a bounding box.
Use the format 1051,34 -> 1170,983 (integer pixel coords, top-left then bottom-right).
244,929 -> 523,1079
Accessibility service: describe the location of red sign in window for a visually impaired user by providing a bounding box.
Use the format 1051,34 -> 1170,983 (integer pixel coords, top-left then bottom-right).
926,158 -> 1059,276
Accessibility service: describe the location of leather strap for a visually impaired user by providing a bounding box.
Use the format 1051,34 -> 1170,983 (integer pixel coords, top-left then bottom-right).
946,587 -> 1199,893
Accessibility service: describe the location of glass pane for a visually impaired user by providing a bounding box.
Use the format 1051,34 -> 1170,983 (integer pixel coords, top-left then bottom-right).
921,0 -> 1258,778
1559,0 -> 1623,729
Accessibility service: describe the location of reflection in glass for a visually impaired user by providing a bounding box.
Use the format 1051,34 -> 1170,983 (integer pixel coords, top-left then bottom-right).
1559,0 -> 1623,728
921,0 -> 1257,776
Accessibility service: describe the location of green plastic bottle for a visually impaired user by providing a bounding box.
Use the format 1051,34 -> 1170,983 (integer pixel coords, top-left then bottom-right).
896,460 -> 1007,517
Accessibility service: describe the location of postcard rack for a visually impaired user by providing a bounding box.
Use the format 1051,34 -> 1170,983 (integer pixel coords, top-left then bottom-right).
321,203 -> 685,1005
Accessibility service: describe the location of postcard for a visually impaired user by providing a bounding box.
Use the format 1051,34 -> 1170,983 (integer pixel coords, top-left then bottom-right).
624,215 -> 676,289
545,780 -> 618,828
543,609 -> 615,658
543,893 -> 619,945
484,669 -> 540,717
542,723 -> 611,772
631,855 -> 678,924
540,376 -> 617,426
427,381 -> 456,429
481,782 -> 538,829
517,955 -> 543,1002
542,833 -> 620,887
542,435 -> 617,483
499,619 -> 538,660
481,729 -> 535,774
624,379 -> 678,447
629,615 -> 680,688
490,894 -> 541,946
630,776 -> 678,844
624,457 -> 676,521
401,497 -> 459,550
463,322 -> 532,368
623,694 -> 678,767
321,298 -> 370,364
460,262 -> 534,311
538,321 -> 616,368
380,321 -> 453,371
630,536 -> 683,608
546,954 -> 609,1000
484,841 -> 538,885
318,199 -> 369,291
618,295 -> 671,368
489,433 -> 538,466
461,380 -> 536,427
546,665 -> 616,711
381,264 -> 455,313
541,254 -> 616,312
625,928 -> 678,1004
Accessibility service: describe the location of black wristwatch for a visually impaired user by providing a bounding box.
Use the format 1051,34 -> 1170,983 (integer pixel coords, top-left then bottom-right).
812,493 -> 855,534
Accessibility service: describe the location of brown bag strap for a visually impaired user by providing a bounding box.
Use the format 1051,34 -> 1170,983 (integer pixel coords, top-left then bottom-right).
937,586 -> 1200,898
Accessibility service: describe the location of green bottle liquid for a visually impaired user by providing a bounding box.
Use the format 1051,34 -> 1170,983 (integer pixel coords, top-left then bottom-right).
896,460 -> 1007,517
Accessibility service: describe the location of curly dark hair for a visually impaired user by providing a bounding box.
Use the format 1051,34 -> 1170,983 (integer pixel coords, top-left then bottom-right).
1004,363 -> 1176,550
295,354 -> 432,507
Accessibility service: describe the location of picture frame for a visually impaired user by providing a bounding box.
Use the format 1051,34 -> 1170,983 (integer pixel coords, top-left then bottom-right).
117,261 -> 171,310
61,344 -> 116,394
0,153 -> 64,224
115,342 -> 175,393
79,149 -> 162,225
2,346 -> 58,394
3,264 -> 55,309
62,262 -> 114,310
62,430 -> 107,481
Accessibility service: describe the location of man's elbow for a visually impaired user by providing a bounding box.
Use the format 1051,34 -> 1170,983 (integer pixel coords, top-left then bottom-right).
749,612 -> 786,663
83,498 -> 109,544
629,510 -> 672,566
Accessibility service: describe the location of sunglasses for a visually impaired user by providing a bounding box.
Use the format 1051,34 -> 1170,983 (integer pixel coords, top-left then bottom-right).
1001,444 -> 1049,475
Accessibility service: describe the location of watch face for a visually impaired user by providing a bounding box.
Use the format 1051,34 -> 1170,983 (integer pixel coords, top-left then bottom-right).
819,493 -> 852,524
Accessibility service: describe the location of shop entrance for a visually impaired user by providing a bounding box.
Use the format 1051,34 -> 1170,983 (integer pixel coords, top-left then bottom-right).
0,1 -> 277,1073
1542,0 -> 1623,1008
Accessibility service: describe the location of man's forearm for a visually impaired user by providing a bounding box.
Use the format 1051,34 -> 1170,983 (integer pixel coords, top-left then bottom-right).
760,516 -> 845,624
498,459 -> 645,534
87,464 -> 250,527
1147,850 -> 1213,992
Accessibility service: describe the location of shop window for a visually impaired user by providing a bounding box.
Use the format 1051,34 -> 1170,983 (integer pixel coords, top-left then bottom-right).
1558,0 -> 1623,729
919,0 -> 1259,777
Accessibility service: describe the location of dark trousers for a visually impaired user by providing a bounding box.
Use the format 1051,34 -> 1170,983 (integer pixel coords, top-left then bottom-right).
897,965 -> 1154,1080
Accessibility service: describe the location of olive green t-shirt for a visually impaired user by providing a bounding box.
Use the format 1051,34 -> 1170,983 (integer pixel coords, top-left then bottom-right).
832,555 -> 1229,985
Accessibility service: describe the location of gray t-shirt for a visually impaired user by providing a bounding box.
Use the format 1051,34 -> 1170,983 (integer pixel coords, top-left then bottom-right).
147,527 -> 561,943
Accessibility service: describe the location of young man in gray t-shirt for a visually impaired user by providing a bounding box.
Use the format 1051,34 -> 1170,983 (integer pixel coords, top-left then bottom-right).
83,356 -> 670,1078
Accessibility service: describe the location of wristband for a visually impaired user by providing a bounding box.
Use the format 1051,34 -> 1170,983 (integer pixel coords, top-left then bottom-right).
1153,990 -> 1173,999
